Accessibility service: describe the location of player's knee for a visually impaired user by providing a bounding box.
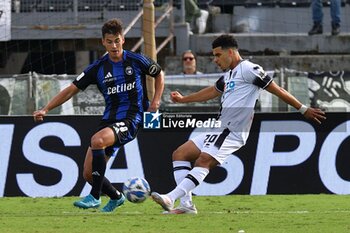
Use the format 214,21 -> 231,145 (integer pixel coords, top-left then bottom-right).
172,147 -> 186,161
90,135 -> 105,148
194,153 -> 217,169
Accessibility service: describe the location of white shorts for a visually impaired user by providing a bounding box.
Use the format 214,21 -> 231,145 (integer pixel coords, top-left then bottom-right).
190,128 -> 244,164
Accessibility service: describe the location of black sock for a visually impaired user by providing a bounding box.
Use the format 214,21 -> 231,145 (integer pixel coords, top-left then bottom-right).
90,149 -> 106,199
102,177 -> 122,200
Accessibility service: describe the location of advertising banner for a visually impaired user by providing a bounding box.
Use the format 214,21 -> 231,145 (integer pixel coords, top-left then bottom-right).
308,71 -> 350,111
0,112 -> 349,197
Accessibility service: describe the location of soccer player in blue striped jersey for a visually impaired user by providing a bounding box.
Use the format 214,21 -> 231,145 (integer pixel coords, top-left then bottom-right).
33,18 -> 164,212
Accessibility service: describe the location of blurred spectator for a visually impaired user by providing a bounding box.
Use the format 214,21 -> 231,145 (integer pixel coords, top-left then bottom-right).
182,50 -> 202,75
185,0 -> 209,34
308,0 -> 341,35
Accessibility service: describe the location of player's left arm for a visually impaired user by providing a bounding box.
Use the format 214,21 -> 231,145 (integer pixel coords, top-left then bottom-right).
266,81 -> 326,124
148,70 -> 165,112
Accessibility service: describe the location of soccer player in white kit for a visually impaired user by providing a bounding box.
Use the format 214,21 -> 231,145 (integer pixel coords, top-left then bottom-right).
151,34 -> 326,214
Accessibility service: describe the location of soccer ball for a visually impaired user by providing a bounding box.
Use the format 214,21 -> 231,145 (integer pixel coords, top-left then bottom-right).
122,177 -> 151,203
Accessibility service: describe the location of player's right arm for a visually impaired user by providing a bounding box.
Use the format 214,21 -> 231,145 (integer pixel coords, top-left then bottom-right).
33,84 -> 80,122
171,86 -> 220,103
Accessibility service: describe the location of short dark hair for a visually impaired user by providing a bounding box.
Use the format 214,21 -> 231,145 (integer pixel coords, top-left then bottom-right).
102,18 -> 123,38
212,34 -> 238,49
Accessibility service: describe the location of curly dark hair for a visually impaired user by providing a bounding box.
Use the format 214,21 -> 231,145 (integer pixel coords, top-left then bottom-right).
102,18 -> 123,38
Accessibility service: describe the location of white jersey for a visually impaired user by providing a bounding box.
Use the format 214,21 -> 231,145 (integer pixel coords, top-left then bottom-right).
215,60 -> 272,143
191,60 -> 273,164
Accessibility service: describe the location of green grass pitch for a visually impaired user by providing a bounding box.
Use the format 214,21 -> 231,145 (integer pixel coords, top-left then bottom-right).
1,195 -> 350,233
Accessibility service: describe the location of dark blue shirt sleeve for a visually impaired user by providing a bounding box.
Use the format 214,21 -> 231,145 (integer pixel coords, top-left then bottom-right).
135,54 -> 162,77
72,63 -> 98,90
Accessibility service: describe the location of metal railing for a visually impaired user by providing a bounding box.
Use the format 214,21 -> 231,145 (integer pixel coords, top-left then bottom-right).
2,69 -> 348,116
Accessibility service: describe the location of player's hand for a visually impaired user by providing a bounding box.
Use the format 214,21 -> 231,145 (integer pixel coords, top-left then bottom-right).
170,91 -> 184,103
303,108 -> 326,124
147,105 -> 158,112
33,109 -> 48,122
147,101 -> 160,112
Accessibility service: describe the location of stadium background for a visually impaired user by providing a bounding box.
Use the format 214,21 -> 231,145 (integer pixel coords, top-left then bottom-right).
0,0 -> 349,197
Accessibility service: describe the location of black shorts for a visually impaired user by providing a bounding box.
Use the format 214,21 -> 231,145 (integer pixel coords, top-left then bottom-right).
95,119 -> 140,157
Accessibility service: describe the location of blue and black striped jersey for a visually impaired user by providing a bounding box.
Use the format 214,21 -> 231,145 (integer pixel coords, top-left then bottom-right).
73,50 -> 162,122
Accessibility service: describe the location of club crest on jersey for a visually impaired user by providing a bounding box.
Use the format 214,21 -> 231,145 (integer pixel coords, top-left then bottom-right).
125,66 -> 133,75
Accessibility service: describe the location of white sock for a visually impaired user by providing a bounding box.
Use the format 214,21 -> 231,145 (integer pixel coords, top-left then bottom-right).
173,161 -> 193,207
168,166 -> 209,203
